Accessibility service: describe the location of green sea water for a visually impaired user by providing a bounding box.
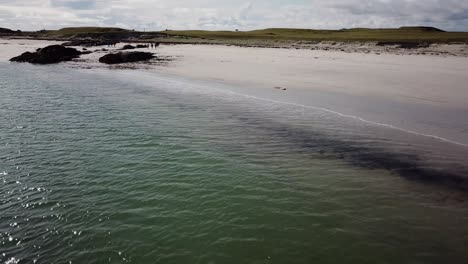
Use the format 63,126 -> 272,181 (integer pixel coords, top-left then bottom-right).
1,63 -> 468,264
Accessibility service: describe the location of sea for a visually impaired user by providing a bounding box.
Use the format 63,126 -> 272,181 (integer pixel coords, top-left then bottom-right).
1,62 -> 468,264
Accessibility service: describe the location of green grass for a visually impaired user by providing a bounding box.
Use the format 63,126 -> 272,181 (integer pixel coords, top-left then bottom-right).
30,26 -> 468,44
163,27 -> 468,43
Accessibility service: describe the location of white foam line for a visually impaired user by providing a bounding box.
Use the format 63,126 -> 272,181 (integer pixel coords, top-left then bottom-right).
221,90 -> 468,148
110,70 -> 468,148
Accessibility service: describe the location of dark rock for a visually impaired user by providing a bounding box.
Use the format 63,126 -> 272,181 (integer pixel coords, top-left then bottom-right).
62,38 -> 117,47
376,41 -> 430,49
121,44 -> 136,50
98,52 -> 154,64
136,44 -> 149,48
9,52 -> 36,62
274,86 -> 287,91
10,45 -> 82,64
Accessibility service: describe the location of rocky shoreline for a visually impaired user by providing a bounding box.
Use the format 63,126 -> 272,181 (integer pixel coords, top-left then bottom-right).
8,43 -> 161,66
4,35 -> 468,57
98,51 -> 154,64
10,45 -> 83,64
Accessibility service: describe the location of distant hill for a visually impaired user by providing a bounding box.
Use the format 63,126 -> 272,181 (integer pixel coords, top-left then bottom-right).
37,27 -> 167,41
400,27 -> 446,32
0,27 -> 14,33
45,27 -> 129,37
399,26 -> 445,32
4,26 -> 467,44
164,27 -> 468,43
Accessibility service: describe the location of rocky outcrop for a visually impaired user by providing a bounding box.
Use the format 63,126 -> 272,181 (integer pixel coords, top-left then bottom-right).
62,38 -> 117,47
121,44 -> 136,50
10,52 -> 36,62
376,41 -> 430,49
10,45 -> 82,64
98,52 -> 154,64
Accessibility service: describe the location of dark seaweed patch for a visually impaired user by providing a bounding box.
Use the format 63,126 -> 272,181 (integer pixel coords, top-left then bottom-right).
224,108 -> 468,193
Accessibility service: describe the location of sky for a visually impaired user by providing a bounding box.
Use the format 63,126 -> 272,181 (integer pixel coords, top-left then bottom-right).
1,0 -> 468,31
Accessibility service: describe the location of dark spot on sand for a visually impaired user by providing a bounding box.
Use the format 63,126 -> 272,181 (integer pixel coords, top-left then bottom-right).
274,86 -> 287,91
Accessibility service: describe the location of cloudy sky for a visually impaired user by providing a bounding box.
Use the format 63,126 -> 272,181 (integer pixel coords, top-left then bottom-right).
1,0 -> 468,31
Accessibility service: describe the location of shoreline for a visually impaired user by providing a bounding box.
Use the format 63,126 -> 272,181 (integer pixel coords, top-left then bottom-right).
3,35 -> 468,57
2,39 -> 468,146
2,38 -> 468,192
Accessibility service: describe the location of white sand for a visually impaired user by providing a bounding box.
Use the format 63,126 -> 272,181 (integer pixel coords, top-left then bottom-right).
155,44 -> 468,109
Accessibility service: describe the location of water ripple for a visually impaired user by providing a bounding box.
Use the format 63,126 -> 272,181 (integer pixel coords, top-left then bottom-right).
1,63 -> 468,263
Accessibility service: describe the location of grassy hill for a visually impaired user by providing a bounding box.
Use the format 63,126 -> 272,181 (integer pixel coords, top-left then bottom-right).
43,27 -> 129,37
163,27 -> 468,43
0,27 -> 15,34
4,26 -> 468,45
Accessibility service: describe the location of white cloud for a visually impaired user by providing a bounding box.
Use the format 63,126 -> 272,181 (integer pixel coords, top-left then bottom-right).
0,0 -> 467,31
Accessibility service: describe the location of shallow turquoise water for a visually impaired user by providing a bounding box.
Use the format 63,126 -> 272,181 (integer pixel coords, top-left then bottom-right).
1,63 -> 468,264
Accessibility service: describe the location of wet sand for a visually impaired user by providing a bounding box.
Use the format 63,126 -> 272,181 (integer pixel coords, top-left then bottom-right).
153,44 -> 468,146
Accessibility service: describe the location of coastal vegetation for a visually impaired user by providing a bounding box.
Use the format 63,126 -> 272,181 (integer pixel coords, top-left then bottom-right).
2,26 -> 468,44
163,27 -> 468,43
43,27 -> 129,36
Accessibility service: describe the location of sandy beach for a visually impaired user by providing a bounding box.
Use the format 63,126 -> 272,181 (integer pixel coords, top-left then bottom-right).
2,39 -> 468,145
155,44 -> 468,106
